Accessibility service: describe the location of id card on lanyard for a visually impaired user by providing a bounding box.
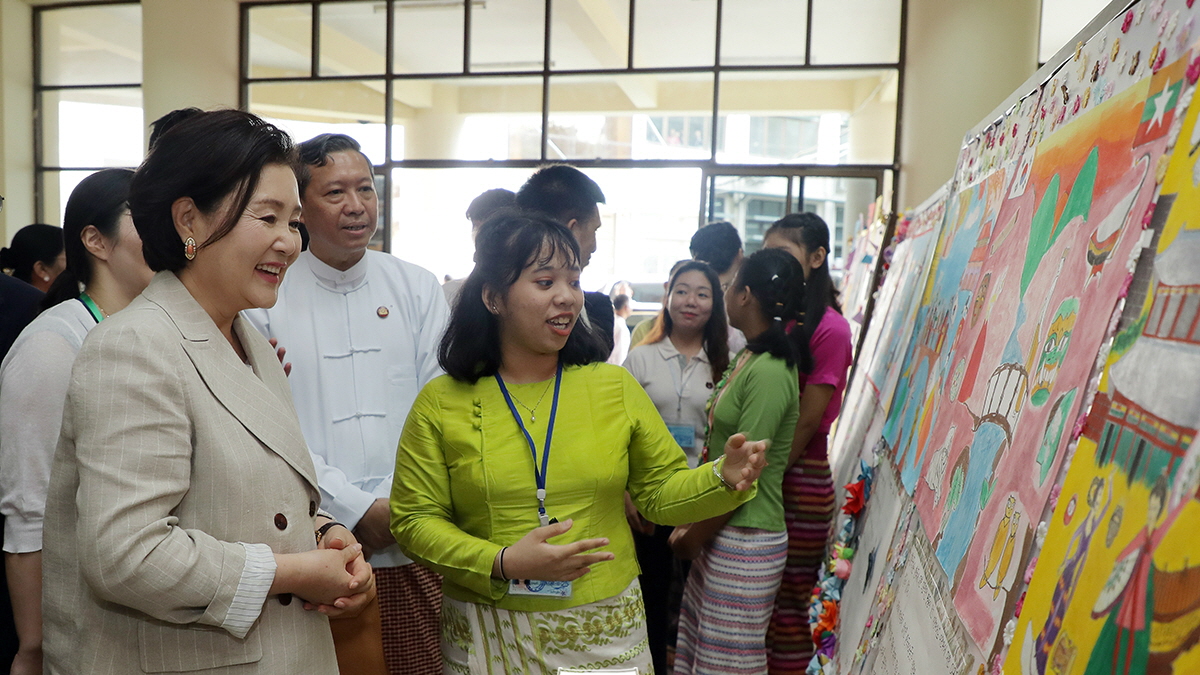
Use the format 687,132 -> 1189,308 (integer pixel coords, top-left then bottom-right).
495,363 -> 572,598
667,353 -> 696,450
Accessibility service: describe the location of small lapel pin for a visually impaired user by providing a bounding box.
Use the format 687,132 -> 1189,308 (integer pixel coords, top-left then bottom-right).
377,306 -> 390,318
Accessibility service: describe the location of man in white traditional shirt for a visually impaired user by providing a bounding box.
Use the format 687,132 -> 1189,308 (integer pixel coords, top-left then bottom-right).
245,134 -> 448,675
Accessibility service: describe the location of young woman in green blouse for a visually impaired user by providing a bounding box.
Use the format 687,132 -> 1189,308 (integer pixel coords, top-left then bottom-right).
670,248 -> 811,675
390,213 -> 769,674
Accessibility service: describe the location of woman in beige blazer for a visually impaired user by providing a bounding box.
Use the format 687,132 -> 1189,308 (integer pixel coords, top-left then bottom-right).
41,110 -> 374,674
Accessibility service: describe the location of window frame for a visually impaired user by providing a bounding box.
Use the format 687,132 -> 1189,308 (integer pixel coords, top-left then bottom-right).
238,0 -> 909,253
33,0 -> 143,225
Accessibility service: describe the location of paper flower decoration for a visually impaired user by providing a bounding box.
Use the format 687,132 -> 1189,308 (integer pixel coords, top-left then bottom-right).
842,480 -> 866,515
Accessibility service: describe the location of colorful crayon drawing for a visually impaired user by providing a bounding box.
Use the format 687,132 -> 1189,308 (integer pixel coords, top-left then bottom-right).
877,60 -> 1170,654
1007,58 -> 1200,675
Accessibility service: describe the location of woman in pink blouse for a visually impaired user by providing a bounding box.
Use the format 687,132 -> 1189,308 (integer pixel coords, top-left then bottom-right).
762,213 -> 854,674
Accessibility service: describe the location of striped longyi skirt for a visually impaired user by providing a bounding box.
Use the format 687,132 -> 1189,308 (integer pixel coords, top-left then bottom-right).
673,526 -> 789,675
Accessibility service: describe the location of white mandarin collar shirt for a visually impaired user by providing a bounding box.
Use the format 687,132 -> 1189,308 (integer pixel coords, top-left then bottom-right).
245,250 -> 449,568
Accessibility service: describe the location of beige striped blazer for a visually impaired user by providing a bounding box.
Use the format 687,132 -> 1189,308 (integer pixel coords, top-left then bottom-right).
42,271 -> 338,674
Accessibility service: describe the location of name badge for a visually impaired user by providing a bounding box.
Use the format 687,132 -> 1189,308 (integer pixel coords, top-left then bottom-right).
509,578 -> 573,598
667,424 -> 696,449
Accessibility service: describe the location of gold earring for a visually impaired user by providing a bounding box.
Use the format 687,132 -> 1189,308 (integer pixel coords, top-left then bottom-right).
184,237 -> 197,261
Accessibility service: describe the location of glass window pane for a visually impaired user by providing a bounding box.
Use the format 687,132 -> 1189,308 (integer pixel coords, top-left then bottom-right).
248,3 -> 312,79
708,175 -> 790,253
40,4 -> 141,86
41,89 -> 143,168
717,70 -> 896,165
720,0 -> 806,66
633,0 -> 716,68
470,0 -> 545,72
390,77 -> 543,160
810,0 -> 901,65
547,73 -> 714,160
394,3 -> 464,74
248,81 -> 387,163
551,0 -> 629,70
391,167 -> 542,280
802,176 -> 878,267
581,167 -> 704,291
41,170 -> 103,227
1039,0 -> 1111,63
319,2 -> 387,76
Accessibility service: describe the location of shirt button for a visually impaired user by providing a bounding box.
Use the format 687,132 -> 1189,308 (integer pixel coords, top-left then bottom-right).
274,513 -> 288,530
278,593 -> 293,606
309,501 -> 317,518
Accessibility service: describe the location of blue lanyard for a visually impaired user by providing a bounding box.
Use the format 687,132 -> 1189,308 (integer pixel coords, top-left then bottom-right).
495,362 -> 563,527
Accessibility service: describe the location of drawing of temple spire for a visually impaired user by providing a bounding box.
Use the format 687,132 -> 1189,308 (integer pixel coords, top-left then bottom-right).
1086,153 -> 1149,278
1086,229 -> 1200,486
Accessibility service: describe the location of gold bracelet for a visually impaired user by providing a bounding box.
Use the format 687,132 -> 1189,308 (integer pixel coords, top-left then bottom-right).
712,457 -> 737,490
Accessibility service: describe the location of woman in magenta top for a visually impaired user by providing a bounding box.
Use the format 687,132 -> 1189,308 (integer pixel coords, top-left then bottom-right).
761,213 -> 854,674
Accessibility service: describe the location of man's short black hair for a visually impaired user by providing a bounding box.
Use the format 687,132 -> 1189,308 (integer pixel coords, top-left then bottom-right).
466,188 -> 516,223
515,164 -> 606,225
689,221 -> 742,274
295,133 -> 373,196
613,294 -> 630,312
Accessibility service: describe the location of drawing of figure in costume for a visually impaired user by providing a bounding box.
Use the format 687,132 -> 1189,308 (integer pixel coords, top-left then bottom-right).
979,495 -> 1021,600
1084,476 -> 1183,675
1023,476 -> 1112,674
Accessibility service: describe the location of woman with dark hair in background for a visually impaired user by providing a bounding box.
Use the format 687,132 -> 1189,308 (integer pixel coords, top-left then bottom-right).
671,248 -> 810,675
623,259 -> 730,673
40,110 -> 373,675
0,169 -> 153,675
391,212 -> 767,673
0,224 -> 65,293
761,212 -> 853,674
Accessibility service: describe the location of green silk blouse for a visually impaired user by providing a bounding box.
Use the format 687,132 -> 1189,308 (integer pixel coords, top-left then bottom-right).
390,362 -> 755,611
707,350 -> 800,532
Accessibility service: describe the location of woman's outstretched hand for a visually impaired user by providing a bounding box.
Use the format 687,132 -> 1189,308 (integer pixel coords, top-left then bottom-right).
494,519 -> 614,582
720,433 -> 768,490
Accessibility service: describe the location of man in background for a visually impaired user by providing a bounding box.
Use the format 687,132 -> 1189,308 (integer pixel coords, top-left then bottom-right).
516,165 -> 615,354
246,134 -> 448,675
442,188 -> 515,302
608,293 -> 633,365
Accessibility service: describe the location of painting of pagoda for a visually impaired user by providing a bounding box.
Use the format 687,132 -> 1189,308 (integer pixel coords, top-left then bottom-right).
1084,229 -> 1200,487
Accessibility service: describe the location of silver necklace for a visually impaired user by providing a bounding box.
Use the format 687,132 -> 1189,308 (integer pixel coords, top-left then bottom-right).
507,379 -> 554,423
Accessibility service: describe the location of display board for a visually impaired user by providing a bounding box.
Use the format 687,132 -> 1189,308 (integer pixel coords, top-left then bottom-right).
822,1 -> 1200,672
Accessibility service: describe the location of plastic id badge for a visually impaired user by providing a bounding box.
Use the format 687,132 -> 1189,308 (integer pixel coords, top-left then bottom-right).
667,424 -> 696,449
557,669 -> 638,674
508,578 -> 573,598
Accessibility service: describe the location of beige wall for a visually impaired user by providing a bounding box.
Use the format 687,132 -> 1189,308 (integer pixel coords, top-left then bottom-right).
898,0 -> 1040,210
0,0 -> 35,242
141,0 -> 239,134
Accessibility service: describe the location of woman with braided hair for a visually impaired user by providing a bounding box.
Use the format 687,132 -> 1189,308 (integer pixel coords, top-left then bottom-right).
671,247 -> 811,675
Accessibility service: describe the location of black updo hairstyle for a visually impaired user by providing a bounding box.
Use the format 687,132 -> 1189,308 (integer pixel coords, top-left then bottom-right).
0,224 -> 63,283
42,168 -> 135,310
129,109 -> 296,272
439,211 -> 609,383
737,248 -> 812,372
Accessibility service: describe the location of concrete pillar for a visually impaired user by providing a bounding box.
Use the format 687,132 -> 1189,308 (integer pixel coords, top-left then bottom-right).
141,0 -> 240,147
898,0 -> 1039,210
0,0 -> 35,243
